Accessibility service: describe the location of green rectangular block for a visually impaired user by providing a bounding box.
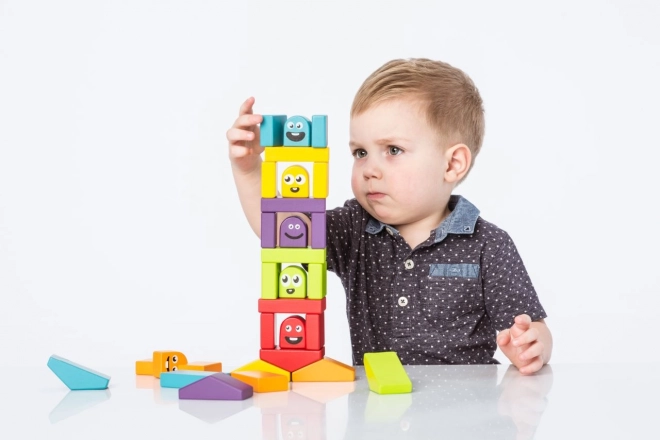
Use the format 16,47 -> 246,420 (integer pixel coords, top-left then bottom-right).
364,352 -> 412,394
261,248 -> 326,264
307,262 -> 327,299
261,262 -> 281,299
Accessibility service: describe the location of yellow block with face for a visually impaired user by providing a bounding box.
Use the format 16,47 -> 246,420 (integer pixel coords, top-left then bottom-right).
281,165 -> 309,198
152,351 -> 188,378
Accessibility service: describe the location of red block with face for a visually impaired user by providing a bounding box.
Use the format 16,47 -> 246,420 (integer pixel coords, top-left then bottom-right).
279,316 -> 306,349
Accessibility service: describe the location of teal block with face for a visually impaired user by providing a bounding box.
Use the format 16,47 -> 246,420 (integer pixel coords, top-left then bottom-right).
278,266 -> 307,299
283,116 -> 312,147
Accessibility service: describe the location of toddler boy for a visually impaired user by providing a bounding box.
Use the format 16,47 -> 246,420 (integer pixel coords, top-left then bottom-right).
226,58 -> 552,375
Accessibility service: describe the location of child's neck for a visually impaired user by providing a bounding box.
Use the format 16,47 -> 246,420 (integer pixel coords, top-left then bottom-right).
397,204 -> 452,250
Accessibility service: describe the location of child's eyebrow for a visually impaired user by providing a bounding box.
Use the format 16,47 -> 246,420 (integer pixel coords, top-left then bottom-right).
374,137 -> 408,146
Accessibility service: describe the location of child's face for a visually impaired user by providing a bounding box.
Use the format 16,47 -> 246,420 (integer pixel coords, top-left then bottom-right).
349,98 -> 452,229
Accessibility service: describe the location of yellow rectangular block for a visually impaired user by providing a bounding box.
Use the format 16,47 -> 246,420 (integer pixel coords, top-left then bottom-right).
261,247 -> 326,264
179,361 -> 222,372
364,351 -> 412,394
313,162 -> 329,198
264,146 -> 329,163
261,161 -> 277,198
135,359 -> 153,375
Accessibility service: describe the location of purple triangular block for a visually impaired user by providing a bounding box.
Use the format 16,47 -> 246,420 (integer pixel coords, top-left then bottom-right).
179,373 -> 253,401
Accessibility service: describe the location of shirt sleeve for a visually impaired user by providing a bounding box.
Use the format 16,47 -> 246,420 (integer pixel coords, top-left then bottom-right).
481,229 -> 547,330
325,199 -> 362,278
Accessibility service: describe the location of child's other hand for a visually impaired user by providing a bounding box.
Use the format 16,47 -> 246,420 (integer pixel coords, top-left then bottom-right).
226,97 -> 264,174
497,314 -> 545,375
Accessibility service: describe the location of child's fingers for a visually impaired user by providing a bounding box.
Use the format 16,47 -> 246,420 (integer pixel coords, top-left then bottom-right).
514,314 -> 532,326
239,96 -> 256,116
512,327 -> 539,347
519,341 -> 544,362
518,357 -> 544,375
497,329 -> 512,347
226,127 -> 256,144
231,113 -> 263,130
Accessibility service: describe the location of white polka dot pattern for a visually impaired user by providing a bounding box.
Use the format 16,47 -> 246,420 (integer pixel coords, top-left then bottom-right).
326,196 -> 547,366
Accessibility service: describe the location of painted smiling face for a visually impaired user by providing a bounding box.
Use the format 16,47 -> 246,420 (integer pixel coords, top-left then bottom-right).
281,165 -> 309,198
280,216 -> 307,248
278,265 -> 307,299
279,315 -> 306,349
284,115 -> 311,147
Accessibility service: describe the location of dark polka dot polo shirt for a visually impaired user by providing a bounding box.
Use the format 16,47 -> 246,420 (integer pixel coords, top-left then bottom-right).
326,195 -> 547,366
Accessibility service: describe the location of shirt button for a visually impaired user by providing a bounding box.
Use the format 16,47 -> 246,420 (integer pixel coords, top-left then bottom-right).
386,228 -> 394,236
398,296 -> 409,307
404,259 -> 414,269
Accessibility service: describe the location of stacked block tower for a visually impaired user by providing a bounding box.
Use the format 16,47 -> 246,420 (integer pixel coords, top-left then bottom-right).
234,114 -> 355,383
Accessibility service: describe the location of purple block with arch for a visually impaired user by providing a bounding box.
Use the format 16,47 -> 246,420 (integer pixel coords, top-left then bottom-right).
261,212 -> 277,248
179,373 -> 253,401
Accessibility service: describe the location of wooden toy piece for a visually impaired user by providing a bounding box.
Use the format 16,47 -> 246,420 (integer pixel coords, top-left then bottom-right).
264,146 -> 329,163
261,312 -> 275,349
232,358 -> 291,381
260,115 -> 287,147
281,165 -> 309,198
363,351 -> 412,394
262,197 -> 326,213
160,370 -> 215,389
277,213 -> 311,248
258,297 -> 326,314
283,115 -> 312,147
261,161 -> 277,198
261,247 -> 326,264
306,262 -> 326,300
261,212 -> 277,248
305,312 -> 324,350
311,212 -> 326,249
135,359 -> 153,375
312,162 -> 329,198
291,357 -> 355,382
260,348 -> 325,373
279,315 -> 306,349
278,265 -> 307,299
311,115 -> 328,148
47,355 -> 111,390
179,361 -> 222,372
261,262 -> 281,299
230,370 -> 290,393
179,373 -> 253,401
152,351 -> 188,378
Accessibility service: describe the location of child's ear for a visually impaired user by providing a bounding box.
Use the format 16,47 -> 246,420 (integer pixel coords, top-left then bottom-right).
444,143 -> 472,183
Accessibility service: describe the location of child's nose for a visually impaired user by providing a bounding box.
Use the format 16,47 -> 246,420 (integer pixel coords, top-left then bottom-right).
362,158 -> 382,179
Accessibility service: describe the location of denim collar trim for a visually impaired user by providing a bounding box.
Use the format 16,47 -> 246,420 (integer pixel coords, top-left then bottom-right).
364,195 -> 480,243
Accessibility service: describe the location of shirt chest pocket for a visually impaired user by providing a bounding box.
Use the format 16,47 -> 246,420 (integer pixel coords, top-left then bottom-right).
421,264 -> 483,323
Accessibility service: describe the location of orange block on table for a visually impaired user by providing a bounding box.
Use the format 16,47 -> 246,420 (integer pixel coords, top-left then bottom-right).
291,357 -> 355,382
135,359 -> 153,375
179,361 -> 222,372
152,351 -> 188,378
231,370 -> 289,393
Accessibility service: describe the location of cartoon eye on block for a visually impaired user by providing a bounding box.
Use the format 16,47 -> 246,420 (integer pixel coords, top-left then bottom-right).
279,216 -> 308,248
279,315 -> 306,349
284,116 -> 312,147
278,265 -> 307,299
281,165 -> 309,198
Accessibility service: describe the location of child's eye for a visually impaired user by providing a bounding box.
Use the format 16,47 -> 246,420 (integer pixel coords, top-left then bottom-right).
388,146 -> 402,155
352,149 -> 367,159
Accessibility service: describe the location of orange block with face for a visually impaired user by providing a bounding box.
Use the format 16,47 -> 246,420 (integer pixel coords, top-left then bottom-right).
152,351 -> 188,378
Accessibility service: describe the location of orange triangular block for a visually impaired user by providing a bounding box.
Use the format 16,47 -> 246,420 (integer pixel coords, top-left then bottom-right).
232,359 -> 291,381
230,370 -> 289,393
291,357 -> 355,382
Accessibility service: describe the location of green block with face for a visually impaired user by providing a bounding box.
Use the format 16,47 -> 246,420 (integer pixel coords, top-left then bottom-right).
278,266 -> 307,299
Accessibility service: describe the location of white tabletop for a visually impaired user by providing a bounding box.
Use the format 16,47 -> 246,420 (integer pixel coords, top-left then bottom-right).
2,363 -> 657,439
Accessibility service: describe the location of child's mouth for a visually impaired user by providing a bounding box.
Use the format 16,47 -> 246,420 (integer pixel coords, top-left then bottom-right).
367,192 -> 386,200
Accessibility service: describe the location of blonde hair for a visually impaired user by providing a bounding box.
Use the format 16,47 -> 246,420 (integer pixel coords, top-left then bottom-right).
351,58 -> 485,179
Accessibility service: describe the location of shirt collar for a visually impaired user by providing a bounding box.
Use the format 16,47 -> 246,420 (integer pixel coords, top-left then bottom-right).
364,195 -> 480,243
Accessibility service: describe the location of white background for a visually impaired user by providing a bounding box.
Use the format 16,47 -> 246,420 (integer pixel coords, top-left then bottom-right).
2,0 -> 659,371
